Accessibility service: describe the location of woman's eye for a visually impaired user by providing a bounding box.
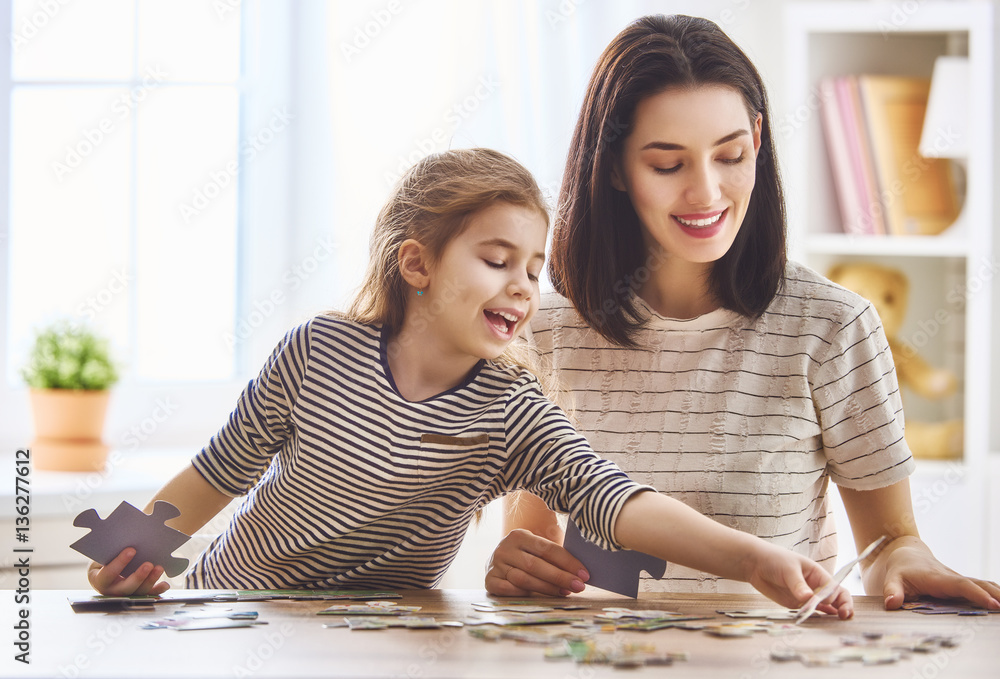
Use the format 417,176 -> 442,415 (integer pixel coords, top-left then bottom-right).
485,260 -> 505,269
527,272 -> 539,282
720,154 -> 746,165
653,164 -> 681,175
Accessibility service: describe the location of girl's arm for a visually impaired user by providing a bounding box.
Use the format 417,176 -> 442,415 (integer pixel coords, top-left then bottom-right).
491,489 -> 853,617
614,491 -> 851,614
839,480 -> 1000,610
87,463 -> 232,596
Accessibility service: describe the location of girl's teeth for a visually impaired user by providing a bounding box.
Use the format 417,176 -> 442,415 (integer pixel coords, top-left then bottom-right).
676,213 -> 722,227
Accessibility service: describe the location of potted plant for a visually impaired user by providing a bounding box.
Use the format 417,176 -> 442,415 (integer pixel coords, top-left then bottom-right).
21,322 -> 120,471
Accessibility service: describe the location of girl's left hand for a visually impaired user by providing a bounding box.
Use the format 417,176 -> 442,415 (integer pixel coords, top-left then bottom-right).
876,537 -> 1000,610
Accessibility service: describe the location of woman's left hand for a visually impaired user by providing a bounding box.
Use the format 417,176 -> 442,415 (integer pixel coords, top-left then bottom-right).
873,536 -> 1000,610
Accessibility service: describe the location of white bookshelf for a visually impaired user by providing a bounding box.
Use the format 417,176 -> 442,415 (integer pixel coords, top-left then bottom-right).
783,2 -> 994,581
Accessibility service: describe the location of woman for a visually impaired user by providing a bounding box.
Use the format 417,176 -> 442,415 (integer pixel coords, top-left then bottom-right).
485,14 -> 1000,610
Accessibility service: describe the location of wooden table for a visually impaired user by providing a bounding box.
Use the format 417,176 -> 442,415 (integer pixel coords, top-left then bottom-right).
4,589 -> 997,678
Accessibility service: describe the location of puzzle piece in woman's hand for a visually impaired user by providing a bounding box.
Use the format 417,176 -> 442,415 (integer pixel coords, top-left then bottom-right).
563,520 -> 667,598
70,500 -> 191,577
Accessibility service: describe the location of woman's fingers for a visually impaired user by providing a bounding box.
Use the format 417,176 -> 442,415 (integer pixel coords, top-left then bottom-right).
485,529 -> 588,597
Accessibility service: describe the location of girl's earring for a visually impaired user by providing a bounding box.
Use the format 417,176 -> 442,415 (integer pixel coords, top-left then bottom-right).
416,289 -> 424,296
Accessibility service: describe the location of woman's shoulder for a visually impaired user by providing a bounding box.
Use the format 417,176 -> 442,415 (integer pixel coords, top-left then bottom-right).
774,261 -> 873,318
533,291 -> 583,329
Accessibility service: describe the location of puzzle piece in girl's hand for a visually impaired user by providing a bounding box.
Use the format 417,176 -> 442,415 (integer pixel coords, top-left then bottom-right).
562,520 -> 666,598
70,501 -> 191,578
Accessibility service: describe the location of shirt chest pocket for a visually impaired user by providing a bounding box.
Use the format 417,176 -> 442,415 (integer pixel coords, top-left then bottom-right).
415,433 -> 492,484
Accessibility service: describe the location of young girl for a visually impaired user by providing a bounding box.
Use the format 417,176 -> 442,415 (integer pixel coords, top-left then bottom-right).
487,16 -> 1000,611
89,148 -> 851,616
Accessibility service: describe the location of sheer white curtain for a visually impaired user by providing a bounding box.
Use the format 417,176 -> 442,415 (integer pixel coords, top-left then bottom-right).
287,0 -> 777,317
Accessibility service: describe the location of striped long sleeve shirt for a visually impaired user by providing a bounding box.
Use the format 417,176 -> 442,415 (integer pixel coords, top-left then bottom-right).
187,315 -> 647,589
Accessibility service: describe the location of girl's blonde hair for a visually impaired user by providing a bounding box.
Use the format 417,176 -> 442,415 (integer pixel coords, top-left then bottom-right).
347,148 -> 549,341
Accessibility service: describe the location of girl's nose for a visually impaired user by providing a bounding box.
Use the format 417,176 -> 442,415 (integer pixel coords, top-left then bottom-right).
507,271 -> 532,298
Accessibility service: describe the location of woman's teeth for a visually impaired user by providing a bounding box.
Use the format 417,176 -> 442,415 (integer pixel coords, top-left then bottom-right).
676,213 -> 722,227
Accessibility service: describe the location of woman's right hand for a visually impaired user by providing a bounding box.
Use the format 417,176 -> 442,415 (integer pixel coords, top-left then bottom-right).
485,529 -> 590,597
87,548 -> 170,596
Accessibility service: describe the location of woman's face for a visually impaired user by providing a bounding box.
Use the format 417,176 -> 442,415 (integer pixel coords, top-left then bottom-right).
611,85 -> 762,267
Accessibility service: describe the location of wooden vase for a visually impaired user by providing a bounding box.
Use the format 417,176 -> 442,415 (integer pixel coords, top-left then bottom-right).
29,389 -> 111,472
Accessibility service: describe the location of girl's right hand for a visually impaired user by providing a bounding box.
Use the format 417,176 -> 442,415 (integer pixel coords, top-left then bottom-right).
87,547 -> 171,596
745,542 -> 854,618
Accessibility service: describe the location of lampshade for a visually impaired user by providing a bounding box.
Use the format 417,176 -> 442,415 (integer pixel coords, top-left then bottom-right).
919,56 -> 969,159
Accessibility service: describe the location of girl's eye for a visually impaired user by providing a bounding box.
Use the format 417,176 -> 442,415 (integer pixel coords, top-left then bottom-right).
527,272 -> 539,283
720,154 -> 746,165
485,260 -> 505,269
653,164 -> 681,175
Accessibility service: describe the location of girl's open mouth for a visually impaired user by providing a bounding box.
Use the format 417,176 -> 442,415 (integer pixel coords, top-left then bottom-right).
484,309 -> 518,338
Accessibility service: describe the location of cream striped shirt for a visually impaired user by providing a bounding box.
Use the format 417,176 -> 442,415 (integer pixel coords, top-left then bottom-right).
531,261 -> 915,593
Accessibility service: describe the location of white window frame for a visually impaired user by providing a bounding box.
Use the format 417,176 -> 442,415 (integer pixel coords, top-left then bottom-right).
0,1 -> 302,453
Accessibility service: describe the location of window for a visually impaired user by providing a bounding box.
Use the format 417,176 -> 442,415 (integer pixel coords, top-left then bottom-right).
8,0 -> 241,383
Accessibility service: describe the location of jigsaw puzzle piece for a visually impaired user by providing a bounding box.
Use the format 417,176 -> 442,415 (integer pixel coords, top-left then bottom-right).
563,520 -> 666,598
70,500 -> 191,578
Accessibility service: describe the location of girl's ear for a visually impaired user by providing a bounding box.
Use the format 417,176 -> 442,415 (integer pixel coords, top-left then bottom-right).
397,239 -> 431,289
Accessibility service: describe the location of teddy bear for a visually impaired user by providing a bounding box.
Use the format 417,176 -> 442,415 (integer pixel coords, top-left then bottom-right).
827,262 -> 963,460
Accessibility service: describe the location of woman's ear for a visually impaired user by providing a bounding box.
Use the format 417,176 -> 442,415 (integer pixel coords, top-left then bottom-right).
610,157 -> 627,192
752,112 -> 763,153
398,239 -> 431,289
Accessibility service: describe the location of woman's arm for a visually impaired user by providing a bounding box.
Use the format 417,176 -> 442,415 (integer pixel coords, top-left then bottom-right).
838,479 -> 1000,610
87,463 -> 232,596
487,491 -> 588,597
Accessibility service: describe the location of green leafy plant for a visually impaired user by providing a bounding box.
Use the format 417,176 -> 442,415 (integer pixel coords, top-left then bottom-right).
21,322 -> 120,390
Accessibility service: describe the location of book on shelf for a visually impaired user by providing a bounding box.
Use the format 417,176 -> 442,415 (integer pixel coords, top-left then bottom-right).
818,74 -> 961,237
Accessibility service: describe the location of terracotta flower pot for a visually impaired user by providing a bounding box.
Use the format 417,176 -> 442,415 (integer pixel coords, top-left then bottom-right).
29,389 -> 111,472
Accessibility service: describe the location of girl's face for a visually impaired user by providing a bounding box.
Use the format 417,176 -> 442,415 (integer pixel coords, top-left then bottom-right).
422,202 -> 547,361
611,84 -> 762,268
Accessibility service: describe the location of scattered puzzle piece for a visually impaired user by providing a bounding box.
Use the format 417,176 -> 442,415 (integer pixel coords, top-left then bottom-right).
718,609 -> 798,620
901,599 -> 1000,615
70,501 -> 191,578
771,632 -> 960,667
562,520 -> 666,598
318,602 -> 422,616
